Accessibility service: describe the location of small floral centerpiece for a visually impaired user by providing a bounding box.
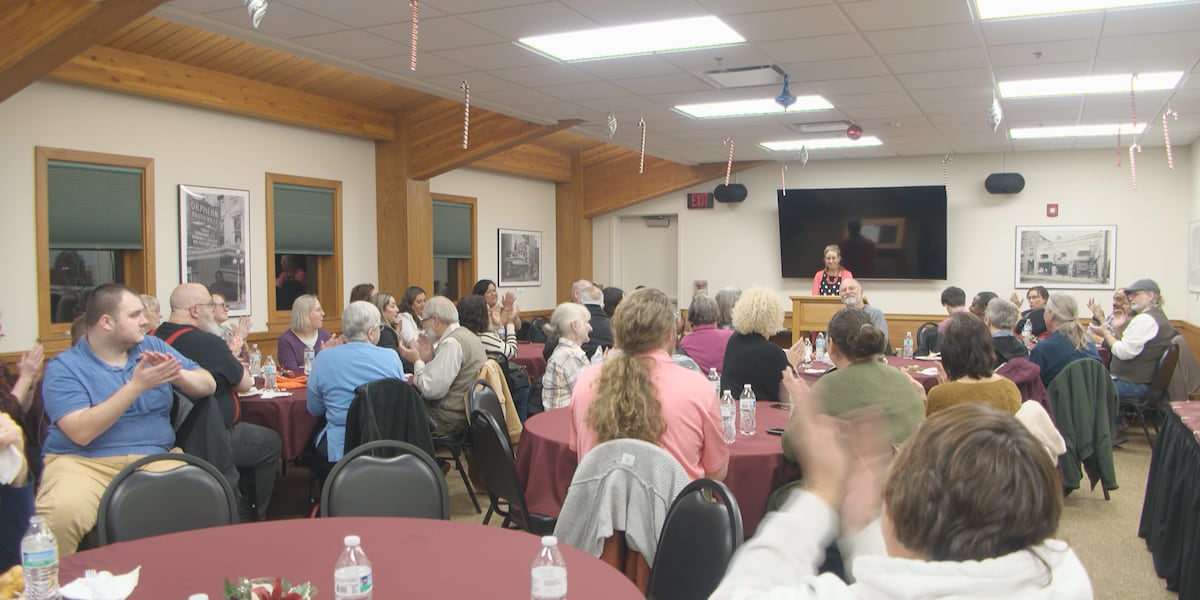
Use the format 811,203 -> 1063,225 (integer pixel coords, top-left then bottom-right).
224,577 -> 315,600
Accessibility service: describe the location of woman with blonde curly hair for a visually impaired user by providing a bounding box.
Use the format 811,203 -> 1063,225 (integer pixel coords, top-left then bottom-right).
568,288 -> 728,480
720,287 -> 792,401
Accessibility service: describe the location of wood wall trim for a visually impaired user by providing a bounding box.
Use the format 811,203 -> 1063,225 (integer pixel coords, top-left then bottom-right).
264,172 -> 344,322
49,46 -> 396,140
555,151 -> 590,304
581,155 -> 769,218
431,192 -> 478,297
0,0 -> 167,103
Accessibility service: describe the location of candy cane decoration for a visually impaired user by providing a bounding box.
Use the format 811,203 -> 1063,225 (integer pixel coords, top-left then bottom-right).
1129,143 -> 1141,191
781,164 -> 788,195
1128,75 -> 1141,189
409,0 -> 419,71
942,155 -> 952,188
1164,109 -> 1178,170
637,116 -> 646,174
461,81 -> 470,150
724,137 -> 734,185
1115,130 -> 1121,166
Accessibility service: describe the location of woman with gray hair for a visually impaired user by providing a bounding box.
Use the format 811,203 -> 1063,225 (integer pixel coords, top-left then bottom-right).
720,288 -> 792,401
278,294 -> 335,373
542,302 -> 592,411
1030,294 -> 1102,387
715,287 -> 741,330
679,294 -> 735,374
306,301 -> 405,463
139,294 -> 163,334
984,297 -> 1029,367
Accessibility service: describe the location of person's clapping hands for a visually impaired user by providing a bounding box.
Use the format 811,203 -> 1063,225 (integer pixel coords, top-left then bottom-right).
232,316 -> 252,340
324,334 -> 345,349
131,351 -> 183,392
415,333 -> 434,362
18,344 -> 44,382
0,412 -> 23,450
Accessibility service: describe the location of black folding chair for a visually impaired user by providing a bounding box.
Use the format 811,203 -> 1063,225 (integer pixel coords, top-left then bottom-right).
98,453 -> 237,545
320,440 -> 449,519
469,409 -> 555,535
646,479 -> 743,600
1120,344 -> 1180,447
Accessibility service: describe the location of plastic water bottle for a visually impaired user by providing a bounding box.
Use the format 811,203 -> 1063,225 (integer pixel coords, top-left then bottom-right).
720,390 -> 736,444
903,331 -> 914,359
815,332 -> 827,363
303,346 -> 315,375
263,355 -> 278,392
708,368 -> 721,400
801,338 -> 813,368
21,516 -> 59,600
334,535 -> 373,600
739,384 -> 756,436
1022,319 -> 1035,350
249,344 -> 262,377
531,535 -> 567,600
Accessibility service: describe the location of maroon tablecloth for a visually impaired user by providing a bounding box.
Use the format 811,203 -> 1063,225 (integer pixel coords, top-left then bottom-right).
60,517 -> 642,598
515,342 -> 548,381
798,356 -> 938,391
516,406 -> 797,537
240,388 -> 320,461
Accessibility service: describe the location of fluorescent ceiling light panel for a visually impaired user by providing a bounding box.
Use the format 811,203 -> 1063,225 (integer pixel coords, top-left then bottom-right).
674,97 -> 834,119
517,16 -> 744,62
1008,123 -> 1146,139
760,136 -> 883,151
976,0 -> 1190,20
999,72 -> 1183,98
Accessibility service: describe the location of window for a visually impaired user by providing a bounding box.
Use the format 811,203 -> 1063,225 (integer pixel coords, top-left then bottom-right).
432,194 -> 477,301
36,147 -> 154,348
266,173 -> 342,323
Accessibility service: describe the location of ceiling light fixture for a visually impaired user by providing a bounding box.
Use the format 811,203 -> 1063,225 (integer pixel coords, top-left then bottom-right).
674,96 -> 833,119
244,0 -> 267,28
1008,123 -> 1146,139
760,136 -> 883,151
516,16 -> 744,62
999,72 -> 1183,98
976,0 -> 1190,20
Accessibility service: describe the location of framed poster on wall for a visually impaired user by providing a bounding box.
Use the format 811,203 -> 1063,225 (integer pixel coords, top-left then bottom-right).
1014,225 -> 1115,290
179,184 -> 251,315
498,228 -> 541,287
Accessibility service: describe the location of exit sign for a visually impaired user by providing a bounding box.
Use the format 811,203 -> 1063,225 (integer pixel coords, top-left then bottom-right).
687,192 -> 714,209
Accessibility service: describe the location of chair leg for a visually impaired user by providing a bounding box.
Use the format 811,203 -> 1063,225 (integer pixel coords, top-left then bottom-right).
449,446 -> 481,514
1137,411 -> 1153,447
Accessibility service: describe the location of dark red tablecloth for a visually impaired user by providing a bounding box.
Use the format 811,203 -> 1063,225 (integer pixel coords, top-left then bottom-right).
1139,402 -> 1200,599
515,342 -> 548,381
798,356 -> 938,391
516,406 -> 797,537
240,388 -> 320,461
60,517 -> 641,598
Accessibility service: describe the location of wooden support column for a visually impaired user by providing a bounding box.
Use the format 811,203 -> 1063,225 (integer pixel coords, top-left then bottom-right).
556,151 -> 591,303
376,115 -> 433,296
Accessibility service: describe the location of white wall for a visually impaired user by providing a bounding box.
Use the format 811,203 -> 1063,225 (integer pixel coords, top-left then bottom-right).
618,216 -> 679,303
596,148 -> 1191,318
0,81 -> 379,352
1189,139 -> 1200,325
430,168 -> 558,311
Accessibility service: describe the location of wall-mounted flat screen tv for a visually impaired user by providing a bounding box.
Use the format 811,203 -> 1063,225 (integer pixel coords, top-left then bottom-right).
777,185 -> 947,281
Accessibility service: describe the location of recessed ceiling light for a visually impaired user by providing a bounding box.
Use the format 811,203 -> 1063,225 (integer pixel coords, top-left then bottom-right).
999,72 -> 1183,98
976,0 -> 1190,20
674,97 -> 834,119
516,16 -> 744,62
1008,123 -> 1146,139
760,136 -> 883,151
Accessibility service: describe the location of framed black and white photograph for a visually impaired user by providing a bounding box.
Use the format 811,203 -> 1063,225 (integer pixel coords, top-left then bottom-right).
1014,225 -> 1116,290
497,228 -> 541,287
179,184 -> 251,315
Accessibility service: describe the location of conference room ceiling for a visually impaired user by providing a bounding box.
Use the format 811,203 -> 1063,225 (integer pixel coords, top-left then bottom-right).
155,0 -> 1200,165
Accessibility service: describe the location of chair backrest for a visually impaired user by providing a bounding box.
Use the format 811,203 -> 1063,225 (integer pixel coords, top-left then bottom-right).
915,321 -> 940,355
321,440 -> 449,519
97,453 -> 237,546
468,379 -> 505,430
646,479 -> 744,600
1149,343 -> 1181,396
469,409 -> 535,528
346,378 -> 435,459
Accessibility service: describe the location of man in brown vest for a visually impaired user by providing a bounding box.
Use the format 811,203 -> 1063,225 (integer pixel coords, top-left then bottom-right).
401,296 -> 486,436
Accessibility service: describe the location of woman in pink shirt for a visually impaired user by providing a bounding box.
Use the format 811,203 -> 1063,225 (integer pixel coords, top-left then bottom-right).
569,288 -> 729,481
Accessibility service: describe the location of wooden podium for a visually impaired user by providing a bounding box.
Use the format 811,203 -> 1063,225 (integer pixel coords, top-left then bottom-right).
788,295 -> 844,344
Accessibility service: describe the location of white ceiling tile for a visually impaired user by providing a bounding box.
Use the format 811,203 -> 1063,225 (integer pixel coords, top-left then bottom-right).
421,71 -> 523,92
865,23 -> 982,55
281,0 -> 426,28
434,42 -> 556,70
1102,3 -> 1200,36
164,0 -> 244,14
363,53 -> 472,77
843,103 -> 924,119
476,87 -> 564,107
560,0 -> 708,24
989,39 -> 1099,68
1095,32 -> 1200,72
574,56 -> 685,80
457,2 -> 595,39
923,99 -> 993,117
760,34 -> 875,63
1001,97 -> 1084,123
422,0 -> 551,14
910,86 -> 992,104
829,91 -> 913,109
613,73 -> 713,95
808,75 -> 902,96
899,68 -> 993,90
575,95 -> 660,112
840,0 -> 973,31
204,4 -> 350,38
656,44 -> 777,73
992,62 -> 1095,81
696,0 -> 833,16
292,30 -> 408,60
785,57 -> 890,81
491,64 -> 596,87
884,47 -> 989,74
539,81 -> 635,101
366,17 -> 505,51
981,13 -> 1103,46
723,6 -> 853,41
518,100 -> 593,120
1011,139 -> 1079,151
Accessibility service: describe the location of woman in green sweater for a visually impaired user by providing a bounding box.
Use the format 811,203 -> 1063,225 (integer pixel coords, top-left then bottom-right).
926,312 -> 1022,416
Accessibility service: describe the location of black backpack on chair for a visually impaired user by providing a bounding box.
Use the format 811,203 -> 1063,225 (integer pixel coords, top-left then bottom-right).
915,321 -> 941,356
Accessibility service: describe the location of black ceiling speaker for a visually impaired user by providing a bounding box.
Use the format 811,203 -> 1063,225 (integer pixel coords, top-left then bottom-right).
985,172 -> 1025,194
714,183 -> 748,203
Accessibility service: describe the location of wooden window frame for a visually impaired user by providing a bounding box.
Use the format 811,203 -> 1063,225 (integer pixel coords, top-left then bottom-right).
265,172 -> 343,330
431,193 -> 477,297
35,146 -> 155,353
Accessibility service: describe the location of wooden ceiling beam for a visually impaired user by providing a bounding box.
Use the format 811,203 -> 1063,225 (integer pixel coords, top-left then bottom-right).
0,0 -> 167,103
407,98 -> 582,180
49,46 -> 396,140
472,143 -> 574,183
582,149 -> 770,217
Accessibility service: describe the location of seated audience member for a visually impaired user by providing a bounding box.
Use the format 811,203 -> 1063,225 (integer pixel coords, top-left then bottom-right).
969,290 -> 999,319
1087,288 -> 1132,344
37,283 -> 215,557
211,292 -> 250,359
569,288 -> 728,480
541,303 -> 592,411
1013,285 -> 1050,338
278,294 -> 334,373
139,294 -> 163,334
348,283 -> 375,304
926,313 -> 1022,416
985,297 -> 1029,367
397,286 -> 427,347
0,412 -> 30,571
1090,279 -> 1174,402
307,301 -> 404,462
369,292 -> 404,356
781,307 -> 924,462
840,278 -> 889,351
937,286 -> 968,334
721,288 -> 791,402
0,316 -> 43,571
543,285 -> 613,362
398,296 -> 486,436
1031,294 -> 1101,387
679,295 -> 734,374
602,286 -> 624,318
715,287 -> 742,330
458,295 -> 530,418
711,399 -> 1092,599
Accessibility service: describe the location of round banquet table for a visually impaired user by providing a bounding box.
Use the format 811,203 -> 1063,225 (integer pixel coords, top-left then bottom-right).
515,406 -> 798,537
798,356 -> 940,391
239,387 -> 321,462
514,342 -> 548,381
60,517 -> 642,598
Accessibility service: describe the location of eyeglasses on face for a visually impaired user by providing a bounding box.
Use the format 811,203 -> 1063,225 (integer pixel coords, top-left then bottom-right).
213,302 -> 228,309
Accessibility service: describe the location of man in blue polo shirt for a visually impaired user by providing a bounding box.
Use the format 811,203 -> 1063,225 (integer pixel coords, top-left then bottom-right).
36,283 -> 215,557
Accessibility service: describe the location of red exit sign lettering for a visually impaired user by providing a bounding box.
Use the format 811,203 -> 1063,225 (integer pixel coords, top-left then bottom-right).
687,192 -> 714,209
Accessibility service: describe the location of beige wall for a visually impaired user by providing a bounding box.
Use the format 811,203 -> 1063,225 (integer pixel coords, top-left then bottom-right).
596,147 -> 1191,319
1189,139 -> 1200,325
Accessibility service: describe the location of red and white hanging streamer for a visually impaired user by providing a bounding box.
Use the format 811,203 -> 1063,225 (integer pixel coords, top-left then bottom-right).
1116,130 -> 1121,167
409,0 -> 419,71
1128,75 -> 1140,190
781,164 -> 788,195
942,155 -> 952,188
1129,144 -> 1141,191
1164,109 -> 1179,170
724,137 -> 734,185
461,81 -> 470,150
637,116 -> 646,174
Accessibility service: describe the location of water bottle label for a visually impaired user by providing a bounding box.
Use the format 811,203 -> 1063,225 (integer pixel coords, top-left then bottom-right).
22,547 -> 55,568
720,405 -> 734,418
334,568 -> 372,595
531,566 -> 567,597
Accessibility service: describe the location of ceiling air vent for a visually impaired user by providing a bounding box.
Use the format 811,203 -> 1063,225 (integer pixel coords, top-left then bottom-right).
700,64 -> 785,89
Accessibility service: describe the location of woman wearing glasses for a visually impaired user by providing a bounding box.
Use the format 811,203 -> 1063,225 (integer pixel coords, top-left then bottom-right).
1011,285 -> 1050,340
